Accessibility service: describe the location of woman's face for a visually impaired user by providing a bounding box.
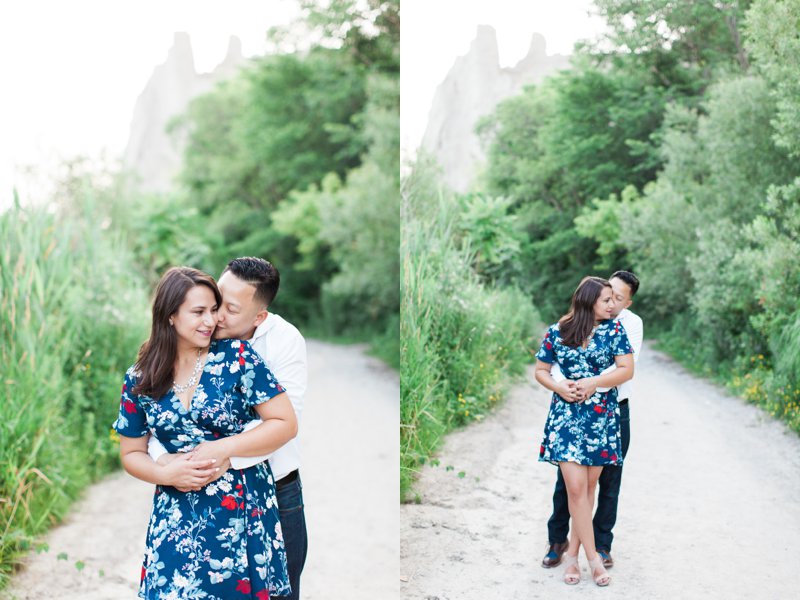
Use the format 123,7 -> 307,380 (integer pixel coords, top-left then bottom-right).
592,286 -> 615,321
171,285 -> 218,349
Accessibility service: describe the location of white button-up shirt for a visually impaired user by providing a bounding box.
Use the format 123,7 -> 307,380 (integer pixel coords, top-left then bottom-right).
237,312 -> 307,479
550,308 -> 643,401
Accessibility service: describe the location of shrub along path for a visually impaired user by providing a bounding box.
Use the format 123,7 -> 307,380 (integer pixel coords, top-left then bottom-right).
400,342 -> 800,599
5,340 -> 399,600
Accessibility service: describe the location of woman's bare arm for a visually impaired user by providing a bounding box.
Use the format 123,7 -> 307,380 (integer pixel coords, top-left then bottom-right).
119,435 -> 217,489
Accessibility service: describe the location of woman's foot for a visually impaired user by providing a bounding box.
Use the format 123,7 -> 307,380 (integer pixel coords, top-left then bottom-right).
562,553 -> 580,585
588,554 -> 611,586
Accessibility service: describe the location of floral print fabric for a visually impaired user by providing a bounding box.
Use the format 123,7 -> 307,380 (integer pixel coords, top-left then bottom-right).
113,339 -> 290,599
536,319 -> 632,466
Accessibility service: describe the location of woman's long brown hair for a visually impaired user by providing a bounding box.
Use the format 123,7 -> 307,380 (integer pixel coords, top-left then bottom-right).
132,267 -> 222,399
558,276 -> 611,348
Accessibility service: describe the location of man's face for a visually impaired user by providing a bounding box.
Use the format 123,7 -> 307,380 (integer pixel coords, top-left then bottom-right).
609,277 -> 633,318
214,272 -> 266,340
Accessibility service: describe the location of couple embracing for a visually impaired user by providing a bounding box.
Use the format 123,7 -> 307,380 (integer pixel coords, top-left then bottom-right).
534,271 -> 642,587
113,257 -> 307,599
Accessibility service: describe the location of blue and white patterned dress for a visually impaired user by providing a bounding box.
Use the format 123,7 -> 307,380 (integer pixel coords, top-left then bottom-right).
113,339 -> 291,599
536,319 -> 632,466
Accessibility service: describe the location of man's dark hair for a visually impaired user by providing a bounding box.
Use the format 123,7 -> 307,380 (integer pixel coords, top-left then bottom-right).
610,270 -> 640,297
222,257 -> 280,307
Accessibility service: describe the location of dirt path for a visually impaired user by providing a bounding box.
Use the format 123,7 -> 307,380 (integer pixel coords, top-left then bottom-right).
5,340 -> 399,600
400,343 -> 800,599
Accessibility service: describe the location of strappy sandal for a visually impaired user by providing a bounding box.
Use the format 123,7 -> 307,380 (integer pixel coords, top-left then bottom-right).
562,553 -> 580,585
588,554 -> 611,586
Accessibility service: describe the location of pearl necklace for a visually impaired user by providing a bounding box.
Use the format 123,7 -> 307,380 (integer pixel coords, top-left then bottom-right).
173,348 -> 203,394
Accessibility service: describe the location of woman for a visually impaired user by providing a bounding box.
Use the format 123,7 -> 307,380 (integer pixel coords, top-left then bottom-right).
113,266 -> 297,599
534,276 -> 633,587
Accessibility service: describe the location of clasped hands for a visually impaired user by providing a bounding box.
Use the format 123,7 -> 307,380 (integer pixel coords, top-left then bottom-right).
156,439 -> 232,492
555,377 -> 598,403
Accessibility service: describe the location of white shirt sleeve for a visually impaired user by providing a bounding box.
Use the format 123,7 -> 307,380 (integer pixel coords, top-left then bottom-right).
550,362 -> 566,383
148,434 -> 168,463
625,314 -> 644,363
229,419 -> 268,470
267,332 -> 307,423
228,324 -> 307,471
596,312 -> 644,389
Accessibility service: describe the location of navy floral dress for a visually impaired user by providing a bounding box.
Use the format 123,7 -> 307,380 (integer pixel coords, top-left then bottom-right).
113,339 -> 291,599
536,319 -> 632,466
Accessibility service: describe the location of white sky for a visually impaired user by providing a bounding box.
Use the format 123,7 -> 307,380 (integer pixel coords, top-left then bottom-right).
401,0 -> 607,161
0,0 -> 301,205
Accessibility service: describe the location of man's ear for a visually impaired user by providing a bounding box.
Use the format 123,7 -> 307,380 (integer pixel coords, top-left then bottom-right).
253,308 -> 269,328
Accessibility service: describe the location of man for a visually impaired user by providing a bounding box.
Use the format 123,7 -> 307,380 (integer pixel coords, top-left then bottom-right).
541,270 -> 642,569
149,257 -> 308,600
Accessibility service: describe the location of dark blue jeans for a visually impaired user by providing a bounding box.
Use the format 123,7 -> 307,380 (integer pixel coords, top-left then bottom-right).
547,402 -> 631,551
273,472 -> 308,600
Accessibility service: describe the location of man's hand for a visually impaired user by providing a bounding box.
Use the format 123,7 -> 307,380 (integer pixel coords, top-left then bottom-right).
575,377 -> 598,401
555,380 -> 581,403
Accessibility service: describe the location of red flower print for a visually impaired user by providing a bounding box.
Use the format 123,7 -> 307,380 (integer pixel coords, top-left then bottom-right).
221,495 -> 238,510
600,450 -> 609,458
256,590 -> 270,600
122,383 -> 127,393
239,502 -> 245,509
545,341 -> 552,350
239,356 -> 246,366
277,384 -> 285,392
611,454 -> 617,462
238,344 -> 245,354
123,399 -> 137,413
593,405 -> 603,413
140,565 -> 146,582
236,579 -> 251,594
251,507 -> 264,517
539,444 -> 545,456
235,483 -> 243,490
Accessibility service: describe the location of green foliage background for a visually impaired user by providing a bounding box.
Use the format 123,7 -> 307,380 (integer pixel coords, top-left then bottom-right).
400,159 -> 538,499
475,0 -> 800,440
0,0 -> 398,587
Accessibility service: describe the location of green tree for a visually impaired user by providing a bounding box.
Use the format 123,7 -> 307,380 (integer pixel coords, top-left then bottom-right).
290,0 -> 399,72
745,0 -> 800,156
477,63 -> 665,319
590,0 -> 752,93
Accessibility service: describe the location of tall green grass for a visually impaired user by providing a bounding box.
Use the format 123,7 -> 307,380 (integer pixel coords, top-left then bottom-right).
400,163 -> 539,500
0,193 -> 148,588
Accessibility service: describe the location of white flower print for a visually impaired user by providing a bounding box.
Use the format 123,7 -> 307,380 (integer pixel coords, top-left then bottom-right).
112,339 -> 291,598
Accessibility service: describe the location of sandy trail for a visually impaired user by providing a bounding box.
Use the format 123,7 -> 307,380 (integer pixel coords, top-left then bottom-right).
5,340 -> 399,600
400,342 -> 800,599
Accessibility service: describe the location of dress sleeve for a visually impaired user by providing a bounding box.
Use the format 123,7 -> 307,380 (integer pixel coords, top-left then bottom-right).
536,325 -> 557,363
235,340 -> 286,409
112,368 -> 149,437
611,322 -> 633,356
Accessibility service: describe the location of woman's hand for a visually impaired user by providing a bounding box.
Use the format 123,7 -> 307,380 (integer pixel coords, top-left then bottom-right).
554,380 -> 581,403
161,453 -> 218,491
191,439 -> 233,467
205,457 -> 231,485
575,377 -> 598,401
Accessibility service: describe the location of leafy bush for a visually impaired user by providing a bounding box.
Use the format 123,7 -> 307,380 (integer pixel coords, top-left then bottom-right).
0,192 -> 148,587
400,160 -> 538,499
